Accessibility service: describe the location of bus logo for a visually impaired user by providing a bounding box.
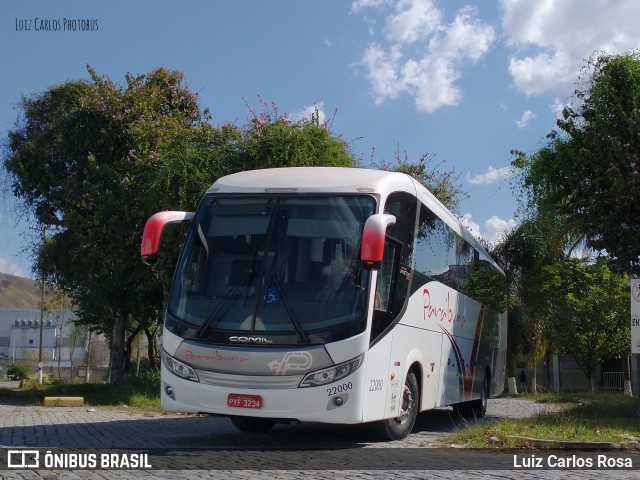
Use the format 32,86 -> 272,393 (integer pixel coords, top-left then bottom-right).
229,336 -> 273,344
268,351 -> 313,375
7,450 -> 39,468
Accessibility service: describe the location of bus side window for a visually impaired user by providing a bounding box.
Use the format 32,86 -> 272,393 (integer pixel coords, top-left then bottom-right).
370,192 -> 417,343
374,240 -> 396,312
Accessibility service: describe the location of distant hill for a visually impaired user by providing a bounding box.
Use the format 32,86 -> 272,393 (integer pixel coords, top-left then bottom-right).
0,273 -> 42,308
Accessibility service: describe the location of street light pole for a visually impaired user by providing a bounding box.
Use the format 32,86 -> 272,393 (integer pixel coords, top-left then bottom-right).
37,272 -> 45,384
31,224 -> 51,385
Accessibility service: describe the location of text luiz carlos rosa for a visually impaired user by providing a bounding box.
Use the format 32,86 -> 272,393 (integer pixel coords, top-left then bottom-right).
513,454 -> 633,469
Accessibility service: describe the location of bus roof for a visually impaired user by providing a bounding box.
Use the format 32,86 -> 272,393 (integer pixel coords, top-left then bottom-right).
208,167 -> 411,195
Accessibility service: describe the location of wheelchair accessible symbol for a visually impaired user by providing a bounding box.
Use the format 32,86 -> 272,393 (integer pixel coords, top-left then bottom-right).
262,286 -> 280,305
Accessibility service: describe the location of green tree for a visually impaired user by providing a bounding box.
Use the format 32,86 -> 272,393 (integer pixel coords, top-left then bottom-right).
516,52 -> 640,269
541,258 -> 630,391
368,146 -> 466,212
4,66 -> 233,388
236,99 -> 356,171
2,71 -> 363,389
494,219 -> 558,392
7,364 -> 29,381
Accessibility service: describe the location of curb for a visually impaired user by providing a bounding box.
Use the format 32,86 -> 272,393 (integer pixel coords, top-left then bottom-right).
43,396 -> 84,407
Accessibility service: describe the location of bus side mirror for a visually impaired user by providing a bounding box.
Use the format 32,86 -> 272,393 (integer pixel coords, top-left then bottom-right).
141,211 -> 194,265
360,214 -> 396,269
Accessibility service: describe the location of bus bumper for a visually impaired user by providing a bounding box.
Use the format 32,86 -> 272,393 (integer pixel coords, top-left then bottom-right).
160,363 -> 366,424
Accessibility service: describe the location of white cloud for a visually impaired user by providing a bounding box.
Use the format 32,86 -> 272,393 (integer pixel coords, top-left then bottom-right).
483,215 -> 517,244
461,213 -> 516,245
351,0 -> 393,13
354,1 -> 496,112
515,110 -> 535,129
0,256 -> 29,278
550,97 -> 565,118
385,0 -> 441,44
360,44 -> 404,103
499,0 -> 640,95
467,165 -> 513,185
459,213 -> 481,238
291,102 -> 327,124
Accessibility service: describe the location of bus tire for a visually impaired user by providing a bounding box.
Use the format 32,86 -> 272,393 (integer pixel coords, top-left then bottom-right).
454,373 -> 489,418
375,371 -> 419,441
230,416 -> 277,433
471,373 -> 490,417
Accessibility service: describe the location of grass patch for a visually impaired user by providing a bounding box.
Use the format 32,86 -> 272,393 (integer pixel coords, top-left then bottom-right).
0,370 -> 161,412
446,392 -> 640,448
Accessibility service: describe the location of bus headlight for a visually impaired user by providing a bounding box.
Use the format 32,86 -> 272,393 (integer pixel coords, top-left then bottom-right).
162,351 -> 199,382
299,354 -> 364,387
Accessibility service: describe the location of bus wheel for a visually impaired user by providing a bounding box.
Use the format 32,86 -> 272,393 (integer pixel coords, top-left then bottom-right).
471,373 -> 490,418
375,372 -> 419,441
230,416 -> 277,433
455,373 -> 489,418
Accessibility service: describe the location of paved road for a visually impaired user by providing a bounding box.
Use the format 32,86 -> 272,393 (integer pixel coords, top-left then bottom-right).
0,383 -> 638,479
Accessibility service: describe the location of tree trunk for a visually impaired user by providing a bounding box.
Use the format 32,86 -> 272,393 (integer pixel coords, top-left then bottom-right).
110,312 -> 126,389
124,324 -> 142,374
146,326 -> 160,370
531,372 -> 537,394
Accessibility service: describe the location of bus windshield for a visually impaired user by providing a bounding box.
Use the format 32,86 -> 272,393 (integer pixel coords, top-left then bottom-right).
167,195 -> 376,345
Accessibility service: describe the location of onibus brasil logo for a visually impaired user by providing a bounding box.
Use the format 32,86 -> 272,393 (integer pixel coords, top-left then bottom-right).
6,449 -> 151,469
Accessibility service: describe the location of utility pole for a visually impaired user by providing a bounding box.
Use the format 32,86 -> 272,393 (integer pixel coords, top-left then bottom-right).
630,277 -> 640,415
30,224 -> 52,385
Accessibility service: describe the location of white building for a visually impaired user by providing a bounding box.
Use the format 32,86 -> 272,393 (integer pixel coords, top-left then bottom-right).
0,308 -> 109,380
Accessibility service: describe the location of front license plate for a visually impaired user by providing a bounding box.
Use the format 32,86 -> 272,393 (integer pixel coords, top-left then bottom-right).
227,393 -> 263,409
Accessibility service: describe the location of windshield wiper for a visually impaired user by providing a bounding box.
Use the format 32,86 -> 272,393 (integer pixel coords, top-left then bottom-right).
196,267 -> 256,338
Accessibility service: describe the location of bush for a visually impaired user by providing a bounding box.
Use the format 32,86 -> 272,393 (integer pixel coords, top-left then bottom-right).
7,364 -> 29,381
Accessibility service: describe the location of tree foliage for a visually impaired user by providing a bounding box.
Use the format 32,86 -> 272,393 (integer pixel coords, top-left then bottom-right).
493,219 -> 560,391
237,99 -> 355,171
368,146 -> 466,212
540,258 -> 630,391
515,52 -> 640,269
4,66 -> 228,387
2,68 -> 364,387
7,363 -> 29,381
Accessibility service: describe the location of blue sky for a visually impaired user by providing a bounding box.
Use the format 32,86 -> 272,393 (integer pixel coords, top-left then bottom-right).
2,0 -> 639,278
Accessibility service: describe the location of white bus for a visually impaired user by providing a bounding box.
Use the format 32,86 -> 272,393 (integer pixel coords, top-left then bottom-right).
141,167 -> 507,440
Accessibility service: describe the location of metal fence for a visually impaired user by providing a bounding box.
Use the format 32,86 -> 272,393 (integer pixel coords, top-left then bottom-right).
602,371 -> 624,391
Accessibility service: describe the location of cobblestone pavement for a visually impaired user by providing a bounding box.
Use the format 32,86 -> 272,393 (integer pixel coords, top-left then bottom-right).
0,385 -> 638,479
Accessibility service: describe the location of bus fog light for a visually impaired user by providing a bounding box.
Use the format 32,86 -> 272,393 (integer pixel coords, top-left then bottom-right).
334,396 -> 344,406
165,384 -> 175,399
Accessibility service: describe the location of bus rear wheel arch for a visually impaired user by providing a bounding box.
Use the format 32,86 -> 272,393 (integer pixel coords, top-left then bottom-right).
454,368 -> 490,418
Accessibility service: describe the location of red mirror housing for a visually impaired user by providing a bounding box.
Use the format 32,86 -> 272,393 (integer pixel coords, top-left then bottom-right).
360,214 -> 396,268
141,211 -> 194,265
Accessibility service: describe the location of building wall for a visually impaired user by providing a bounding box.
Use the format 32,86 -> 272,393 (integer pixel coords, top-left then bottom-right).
0,308 -> 109,377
